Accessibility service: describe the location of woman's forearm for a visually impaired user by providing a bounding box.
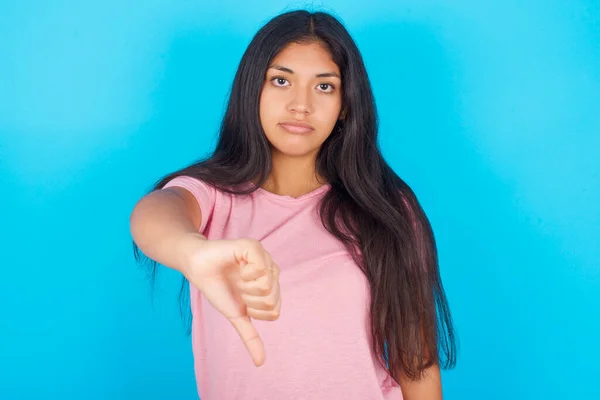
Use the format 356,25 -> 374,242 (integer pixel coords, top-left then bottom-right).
129,187 -> 204,274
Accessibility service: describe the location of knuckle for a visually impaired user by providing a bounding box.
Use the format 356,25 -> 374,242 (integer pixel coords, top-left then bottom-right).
264,297 -> 276,309
263,251 -> 272,264
272,263 -> 280,277
259,285 -> 270,296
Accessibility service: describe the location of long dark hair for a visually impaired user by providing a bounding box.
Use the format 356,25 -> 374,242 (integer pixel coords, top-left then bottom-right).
134,9 -> 456,383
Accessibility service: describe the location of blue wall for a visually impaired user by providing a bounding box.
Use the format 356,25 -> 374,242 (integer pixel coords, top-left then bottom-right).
1,1 -> 598,399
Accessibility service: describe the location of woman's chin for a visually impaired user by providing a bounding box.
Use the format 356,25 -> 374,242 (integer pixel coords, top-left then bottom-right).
271,143 -> 319,159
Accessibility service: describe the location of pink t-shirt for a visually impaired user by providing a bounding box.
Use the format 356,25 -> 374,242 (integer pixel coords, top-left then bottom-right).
163,176 -> 403,400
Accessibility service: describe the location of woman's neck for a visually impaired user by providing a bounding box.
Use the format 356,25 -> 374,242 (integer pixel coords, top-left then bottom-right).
262,153 -> 326,198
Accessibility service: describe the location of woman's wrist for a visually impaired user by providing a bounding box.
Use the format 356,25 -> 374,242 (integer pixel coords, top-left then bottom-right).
172,231 -> 208,278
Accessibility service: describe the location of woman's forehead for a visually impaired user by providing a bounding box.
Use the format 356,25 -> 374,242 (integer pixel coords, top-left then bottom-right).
270,42 -> 339,73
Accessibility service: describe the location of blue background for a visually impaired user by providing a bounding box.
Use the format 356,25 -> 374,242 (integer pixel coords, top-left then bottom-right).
1,1 -> 598,399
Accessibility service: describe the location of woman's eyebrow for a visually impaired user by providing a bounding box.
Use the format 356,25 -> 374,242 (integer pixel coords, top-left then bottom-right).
269,64 -> 341,79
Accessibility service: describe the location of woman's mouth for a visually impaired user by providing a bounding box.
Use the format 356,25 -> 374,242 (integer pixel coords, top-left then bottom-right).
279,122 -> 315,134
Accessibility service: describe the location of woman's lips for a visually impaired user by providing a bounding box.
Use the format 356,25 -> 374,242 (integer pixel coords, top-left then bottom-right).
279,122 -> 314,134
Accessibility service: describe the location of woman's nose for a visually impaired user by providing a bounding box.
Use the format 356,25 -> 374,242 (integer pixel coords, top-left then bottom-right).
287,88 -> 312,114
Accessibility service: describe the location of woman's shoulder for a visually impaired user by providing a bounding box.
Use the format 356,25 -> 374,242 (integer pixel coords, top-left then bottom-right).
163,175 -> 215,194
162,175 -> 258,204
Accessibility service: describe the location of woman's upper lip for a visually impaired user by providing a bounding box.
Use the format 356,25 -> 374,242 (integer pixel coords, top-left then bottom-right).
280,121 -> 314,129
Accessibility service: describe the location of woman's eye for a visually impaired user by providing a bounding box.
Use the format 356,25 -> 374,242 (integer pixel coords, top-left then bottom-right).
319,83 -> 333,92
272,77 -> 288,86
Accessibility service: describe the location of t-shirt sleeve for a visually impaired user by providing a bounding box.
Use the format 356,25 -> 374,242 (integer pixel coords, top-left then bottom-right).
162,175 -> 216,234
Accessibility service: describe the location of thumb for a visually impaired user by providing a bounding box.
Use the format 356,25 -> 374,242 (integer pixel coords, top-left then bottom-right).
229,315 -> 265,367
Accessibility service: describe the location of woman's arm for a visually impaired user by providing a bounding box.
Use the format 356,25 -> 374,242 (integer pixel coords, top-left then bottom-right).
399,364 -> 443,400
129,187 -> 204,274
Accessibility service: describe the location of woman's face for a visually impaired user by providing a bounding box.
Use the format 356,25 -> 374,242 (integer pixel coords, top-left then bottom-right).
259,41 -> 343,159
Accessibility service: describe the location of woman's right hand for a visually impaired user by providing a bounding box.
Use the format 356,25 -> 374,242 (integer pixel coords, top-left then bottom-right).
180,235 -> 281,367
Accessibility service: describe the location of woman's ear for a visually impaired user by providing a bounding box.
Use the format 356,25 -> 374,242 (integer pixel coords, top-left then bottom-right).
339,108 -> 346,120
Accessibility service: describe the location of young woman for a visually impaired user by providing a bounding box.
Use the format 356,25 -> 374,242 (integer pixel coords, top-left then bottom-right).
130,9 -> 456,400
